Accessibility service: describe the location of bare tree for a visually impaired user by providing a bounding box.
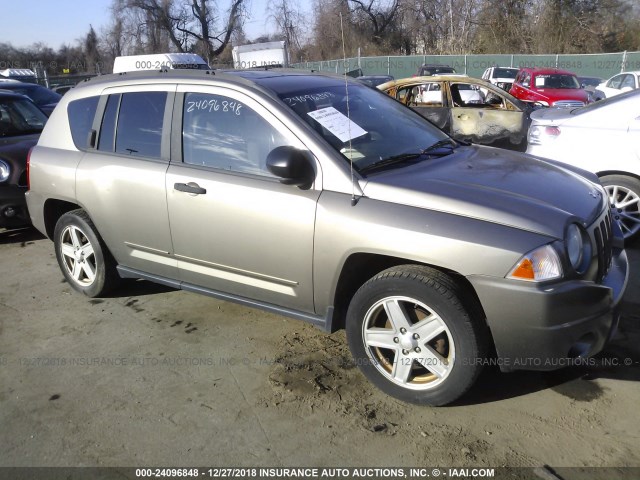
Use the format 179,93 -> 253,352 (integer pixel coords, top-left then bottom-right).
348,0 -> 401,46
267,0 -> 306,60
121,0 -> 246,63
472,0 -> 532,53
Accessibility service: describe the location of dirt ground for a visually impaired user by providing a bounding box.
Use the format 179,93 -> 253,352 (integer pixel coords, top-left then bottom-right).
1,227 -> 639,474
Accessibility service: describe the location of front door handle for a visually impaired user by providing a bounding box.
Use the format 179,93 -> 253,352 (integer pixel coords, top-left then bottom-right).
458,114 -> 469,120
174,182 -> 206,195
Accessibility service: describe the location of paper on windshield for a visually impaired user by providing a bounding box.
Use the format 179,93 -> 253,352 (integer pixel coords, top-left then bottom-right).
307,107 -> 367,143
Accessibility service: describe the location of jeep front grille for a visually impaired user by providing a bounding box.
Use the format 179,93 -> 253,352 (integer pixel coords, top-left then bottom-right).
593,212 -> 613,283
553,100 -> 585,108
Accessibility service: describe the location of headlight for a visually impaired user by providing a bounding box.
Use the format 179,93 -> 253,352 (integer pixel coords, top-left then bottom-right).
507,244 -> 562,282
0,159 -> 10,182
566,223 -> 591,273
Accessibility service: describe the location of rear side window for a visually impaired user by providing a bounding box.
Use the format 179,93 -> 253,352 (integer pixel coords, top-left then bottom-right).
620,75 -> 635,89
68,96 -> 99,150
607,75 -> 623,89
115,92 -> 167,159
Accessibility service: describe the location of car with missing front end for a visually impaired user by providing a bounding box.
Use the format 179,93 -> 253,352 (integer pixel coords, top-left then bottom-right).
25,69 -> 628,406
0,91 -> 48,228
378,75 -> 536,150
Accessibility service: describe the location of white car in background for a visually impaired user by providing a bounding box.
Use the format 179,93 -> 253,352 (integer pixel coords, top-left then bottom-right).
594,71 -> 640,101
481,67 -> 519,92
527,89 -> 640,242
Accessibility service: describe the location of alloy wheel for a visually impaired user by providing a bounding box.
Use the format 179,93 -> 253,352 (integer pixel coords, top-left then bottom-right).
362,296 -> 455,390
605,184 -> 640,239
59,225 -> 97,286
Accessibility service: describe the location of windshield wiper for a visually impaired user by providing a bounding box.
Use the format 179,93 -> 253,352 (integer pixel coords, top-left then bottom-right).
422,138 -> 458,153
359,152 -> 424,173
360,139 -> 458,174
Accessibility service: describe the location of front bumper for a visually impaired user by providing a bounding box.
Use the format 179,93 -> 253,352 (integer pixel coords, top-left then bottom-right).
0,186 -> 30,228
467,246 -> 628,372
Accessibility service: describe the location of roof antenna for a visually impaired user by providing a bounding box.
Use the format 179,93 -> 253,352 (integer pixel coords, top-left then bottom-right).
340,12 -> 358,207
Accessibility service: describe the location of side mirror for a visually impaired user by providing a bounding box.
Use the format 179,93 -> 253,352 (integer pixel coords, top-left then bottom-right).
266,146 -> 315,189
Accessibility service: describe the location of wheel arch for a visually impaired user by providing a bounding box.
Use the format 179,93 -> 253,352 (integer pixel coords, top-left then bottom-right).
330,252 -> 491,341
597,170 -> 640,183
43,198 -> 83,239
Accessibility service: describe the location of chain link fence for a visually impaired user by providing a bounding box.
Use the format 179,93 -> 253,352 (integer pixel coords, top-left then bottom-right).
292,51 -> 640,80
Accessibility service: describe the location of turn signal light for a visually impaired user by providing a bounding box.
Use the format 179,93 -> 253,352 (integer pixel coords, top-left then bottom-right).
510,258 -> 535,280
507,244 -> 562,282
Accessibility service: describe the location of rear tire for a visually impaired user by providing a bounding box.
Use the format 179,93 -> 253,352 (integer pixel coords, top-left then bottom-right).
600,175 -> 640,243
54,209 -> 120,297
346,265 -> 487,406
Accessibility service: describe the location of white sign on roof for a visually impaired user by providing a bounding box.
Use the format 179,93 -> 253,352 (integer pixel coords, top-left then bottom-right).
0,69 -> 36,77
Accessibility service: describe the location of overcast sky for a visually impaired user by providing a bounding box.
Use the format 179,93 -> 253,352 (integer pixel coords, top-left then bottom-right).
0,0 -> 291,49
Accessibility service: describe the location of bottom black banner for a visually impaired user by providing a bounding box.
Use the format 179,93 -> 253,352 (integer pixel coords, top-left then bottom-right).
0,466 -> 637,480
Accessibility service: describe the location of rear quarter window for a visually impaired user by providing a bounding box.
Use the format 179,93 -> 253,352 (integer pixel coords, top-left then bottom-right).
115,91 -> 167,159
68,96 -> 99,150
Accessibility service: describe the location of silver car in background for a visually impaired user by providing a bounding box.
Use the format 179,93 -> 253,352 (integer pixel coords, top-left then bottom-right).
527,89 -> 640,242
26,69 -> 627,406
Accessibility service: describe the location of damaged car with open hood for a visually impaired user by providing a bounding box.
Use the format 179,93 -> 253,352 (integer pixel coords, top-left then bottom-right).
378,75 -> 536,151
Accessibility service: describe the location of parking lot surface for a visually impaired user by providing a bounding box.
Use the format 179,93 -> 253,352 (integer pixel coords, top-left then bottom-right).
1,227 -> 639,470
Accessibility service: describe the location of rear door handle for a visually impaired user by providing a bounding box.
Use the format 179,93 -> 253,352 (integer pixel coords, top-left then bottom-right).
174,182 -> 206,195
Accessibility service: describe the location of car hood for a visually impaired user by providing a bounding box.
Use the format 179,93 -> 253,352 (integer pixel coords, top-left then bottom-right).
361,145 -> 604,239
529,88 -> 588,103
0,134 -> 39,163
0,134 -> 39,185
0,134 -> 39,152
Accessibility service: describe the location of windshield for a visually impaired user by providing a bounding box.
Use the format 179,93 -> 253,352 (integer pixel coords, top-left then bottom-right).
276,81 -> 449,172
534,74 -> 580,89
0,97 -> 47,136
578,77 -> 602,87
494,68 -> 518,79
422,66 -> 455,75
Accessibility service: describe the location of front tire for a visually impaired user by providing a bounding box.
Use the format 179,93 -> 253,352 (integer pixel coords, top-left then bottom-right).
54,209 -> 120,297
600,175 -> 640,242
346,265 -> 487,406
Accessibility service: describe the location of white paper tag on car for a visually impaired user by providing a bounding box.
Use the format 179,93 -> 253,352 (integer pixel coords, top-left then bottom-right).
307,107 -> 367,142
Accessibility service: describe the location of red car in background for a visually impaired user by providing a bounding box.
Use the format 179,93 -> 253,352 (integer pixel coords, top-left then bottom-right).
510,68 -> 589,107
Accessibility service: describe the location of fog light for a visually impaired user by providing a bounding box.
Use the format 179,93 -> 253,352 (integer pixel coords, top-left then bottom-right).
3,207 -> 16,218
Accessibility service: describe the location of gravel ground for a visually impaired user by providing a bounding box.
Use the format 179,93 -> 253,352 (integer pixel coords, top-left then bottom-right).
1,227 -> 638,475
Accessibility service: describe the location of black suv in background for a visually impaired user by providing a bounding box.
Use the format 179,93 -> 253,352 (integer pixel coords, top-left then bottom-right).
0,82 -> 61,116
0,91 -> 48,227
415,64 -> 456,76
